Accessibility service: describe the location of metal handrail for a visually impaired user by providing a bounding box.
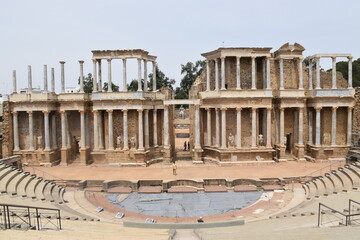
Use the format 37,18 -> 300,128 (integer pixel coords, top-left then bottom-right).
28,167 -> 67,186
318,203 -> 348,227
303,161 -> 344,181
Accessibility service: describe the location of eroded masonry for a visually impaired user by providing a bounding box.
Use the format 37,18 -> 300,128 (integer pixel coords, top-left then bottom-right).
1,43 -> 356,166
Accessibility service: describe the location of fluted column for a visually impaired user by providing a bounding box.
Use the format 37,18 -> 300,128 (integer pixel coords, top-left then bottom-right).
44,111 -> 50,150
331,57 -> 337,89
206,60 -> 210,91
164,107 -> 169,148
215,108 -> 220,147
315,107 -> 322,146
266,57 -> 271,89
236,108 -> 242,148
236,57 -> 241,89
152,61 -> 157,91
98,111 -> 104,149
60,61 -> 65,93
331,107 -> 337,146
123,110 -> 128,150
13,70 -> 17,93
347,107 -> 353,145
51,68 -> 55,93
107,59 -> 112,92
215,59 -> 219,91
137,109 -> 144,150
348,56 -> 353,89
92,59 -> 98,92
144,109 -> 149,148
221,108 -> 227,149
194,106 -> 201,149
308,62 -> 313,90
206,108 -> 211,146
28,111 -> 34,150
279,108 -> 284,146
107,110 -> 114,149
153,109 -> 158,147
61,111 -> 67,149
98,60 -> 103,92
80,110 -> 86,149
144,60 -> 148,92
298,58 -> 303,90
251,108 -> 257,147
43,65 -> 48,92
308,109 -> 313,144
266,108 -> 272,147
315,58 -> 321,89
13,112 -> 19,151
298,108 -> 304,145
251,57 -> 256,89
93,110 -> 99,150
28,65 -> 32,93
221,57 -> 226,90
137,58 -> 142,91
123,59 -> 127,92
79,60 -> 84,93
51,114 -> 57,149
279,58 -> 284,90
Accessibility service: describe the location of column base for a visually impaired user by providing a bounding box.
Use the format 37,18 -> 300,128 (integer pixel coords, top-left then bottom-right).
80,148 -> 90,165
161,147 -> 171,163
60,148 -> 71,165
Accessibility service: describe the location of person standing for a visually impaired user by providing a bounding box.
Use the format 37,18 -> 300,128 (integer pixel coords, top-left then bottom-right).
187,141 -> 190,151
172,162 -> 177,175
184,141 -> 187,151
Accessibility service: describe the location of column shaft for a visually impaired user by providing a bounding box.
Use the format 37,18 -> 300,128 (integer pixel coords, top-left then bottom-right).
60,61 -> 65,93
144,110 -> 149,148
331,107 -> 337,146
266,57 -> 271,89
51,114 -> 57,148
251,57 -> 256,89
79,61 -> 84,93
92,60 -> 98,92
251,108 -> 257,147
348,57 -> 353,88
215,59 -> 219,91
206,108 -> 211,146
51,68 -> 55,93
266,108 -> 272,147
61,111 -> 67,149
298,58 -> 303,89
236,57 -> 241,89
108,110 -> 114,149
137,58 -> 142,91
144,60 -> 148,91
13,70 -> 17,93
308,109 -> 313,144
332,57 -> 337,89
279,58 -> 284,90
215,109 -> 220,147
315,58 -> 321,89
152,61 -> 157,91
206,60 -> 210,91
221,108 -> 226,149
28,112 -> 34,150
28,65 -> 32,93
236,108 -> 242,148
195,106 -> 201,148
13,112 -> 19,151
123,110 -> 128,150
44,65 -> 48,92
280,108 -> 284,146
98,111 -> 104,149
93,111 -> 99,150
98,60 -> 102,92
347,107 -> 353,145
138,110 -> 144,150
107,59 -> 112,92
308,61 -> 313,90
123,59 -> 127,92
80,111 -> 86,149
164,107 -> 169,147
153,109 -> 158,146
315,108 -> 321,146
44,111 -> 50,150
298,108 -> 304,145
221,57 -> 226,90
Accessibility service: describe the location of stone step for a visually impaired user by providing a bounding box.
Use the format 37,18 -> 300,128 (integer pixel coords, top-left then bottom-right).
51,185 -> 64,204
0,169 -> 22,193
305,181 -> 317,200
326,173 -> 343,194
43,182 -> 55,202
26,176 -> 41,199
17,174 -> 35,197
6,171 -> 28,195
313,178 -> 325,197
345,166 -> 360,188
320,176 -> 334,196
34,179 -> 48,201
335,169 -> 354,192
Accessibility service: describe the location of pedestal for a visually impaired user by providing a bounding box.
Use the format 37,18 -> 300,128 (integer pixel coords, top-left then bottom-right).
61,148 -> 70,165
80,148 -> 90,165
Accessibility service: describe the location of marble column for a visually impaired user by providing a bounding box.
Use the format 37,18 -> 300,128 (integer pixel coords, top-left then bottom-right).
215,59 -> 219,91
206,60 -> 210,91
123,110 -> 128,150
61,111 -> 67,149
93,110 -> 99,150
66,112 -> 71,148
164,107 -> 169,148
92,60 -> 98,92
98,111 -> 104,150
221,57 -> 226,90
348,57 -> 353,89
308,62 -> 313,90
236,57 -> 241,89
298,58 -> 303,90
79,60 -> 84,93
308,109 -> 313,145
236,108 -> 242,148
266,108 -> 272,147
347,107 -> 353,145
13,112 -> 19,151
44,111 -> 50,150
153,109 -> 158,147
279,108 -> 284,146
195,106 -> 201,149
266,57 -> 271,89
144,109 -> 149,148
28,111 -> 34,150
107,110 -> 114,149
51,114 -> 57,148
315,107 -> 322,146
51,68 -> 55,93
123,59 -> 127,92
251,108 -> 257,147
331,107 -> 337,146
315,58 -> 321,89
152,61 -> 157,91
137,58 -> 142,91
251,57 -> 256,89
80,110 -> 86,149
98,60 -> 102,92
279,58 -> 284,90
206,108 -> 211,146
43,65 -> 48,92
221,108 -> 227,149
144,60 -> 148,92
60,61 -> 65,93
107,59 -> 113,92
12,70 -> 17,93
215,108 -> 220,147
28,65 -> 32,93
332,57 -> 337,89
138,109 -> 144,150
298,108 -> 304,145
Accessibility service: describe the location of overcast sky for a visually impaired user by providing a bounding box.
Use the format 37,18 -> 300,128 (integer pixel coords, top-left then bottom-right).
0,0 -> 359,94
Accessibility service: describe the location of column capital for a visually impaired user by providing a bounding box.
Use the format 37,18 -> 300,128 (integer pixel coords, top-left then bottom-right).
220,56 -> 225,60
144,109 -> 149,113
348,106 -> 354,110
107,58 -> 112,62
59,61 -> 65,64
78,60 -> 84,64
27,111 -> 33,115
42,110 -> 50,115
331,56 -> 336,61
251,56 -> 256,59
106,109 -> 113,113
298,57 -> 303,61
315,106 -> 322,111
137,109 -> 143,113
122,58 -> 127,62
348,56 -> 353,61
79,110 -> 85,114
12,111 -> 18,115
332,106 -> 339,110
252,107 -> 258,111
137,58 -> 142,62
60,110 -> 66,114
220,107 -> 227,111
236,56 -> 241,60
298,107 -> 304,111
92,110 -> 99,114
236,107 -> 242,111
92,59 -> 97,63
122,109 -> 128,114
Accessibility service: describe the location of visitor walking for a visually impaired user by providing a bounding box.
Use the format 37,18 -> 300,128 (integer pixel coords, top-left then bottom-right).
187,141 -> 190,151
172,162 -> 177,175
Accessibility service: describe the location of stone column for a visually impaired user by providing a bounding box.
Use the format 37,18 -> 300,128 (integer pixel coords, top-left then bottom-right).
206,108 -> 211,146
279,58 -> 284,90
138,109 -> 144,150
98,60 -> 102,92
331,107 -> 337,146
236,108 -> 242,148
79,60 -> 84,93
61,111 -> 67,149
206,60 -> 210,91
221,108 -> 227,149
236,57 -> 241,90
80,110 -> 86,149
13,112 -> 19,151
123,59 -> 127,92
266,108 -> 272,147
315,58 -> 321,89
152,61 -> 157,91
298,58 -> 303,90
43,65 -> 48,92
298,108 -> 304,145
12,70 -> 17,93
28,65 -> 32,93
98,111 -> 104,150
215,108 -> 220,147
28,111 -> 34,150
251,108 -> 257,147
92,59 -> 98,92
51,68 -> 55,93
266,57 -> 271,89
348,56 -> 353,89
195,106 -> 201,149
308,109 -> 313,144
347,107 -> 353,145
308,62 -> 313,90
51,114 -> 57,148
279,108 -> 284,146
123,110 -> 129,150
215,59 -> 219,91
164,107 -> 169,148
137,58 -> 142,91
332,57 -> 337,89
107,59 -> 113,92
153,109 -> 158,147
60,61 -> 65,93
251,57 -> 256,89
143,60 -> 148,92
221,57 -> 226,90
315,107 -> 322,146
93,110 -> 99,150
144,109 -> 149,148
107,110 -> 114,149
43,111 -> 50,150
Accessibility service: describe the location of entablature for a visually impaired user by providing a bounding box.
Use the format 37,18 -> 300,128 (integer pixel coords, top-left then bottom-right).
199,89 -> 273,99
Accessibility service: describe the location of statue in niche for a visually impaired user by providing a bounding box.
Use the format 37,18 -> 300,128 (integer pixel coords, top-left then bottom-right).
283,136 -> 287,147
258,134 -> 264,146
323,133 -> 330,145
228,133 -> 235,148
130,136 -> 136,149
37,136 -> 43,150
116,135 -> 123,149
179,105 -> 185,119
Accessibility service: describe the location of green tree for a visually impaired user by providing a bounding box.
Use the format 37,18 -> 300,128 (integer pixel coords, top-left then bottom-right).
78,73 -> 93,93
175,60 -> 205,99
103,82 -> 120,92
148,67 -> 176,90
326,58 -> 360,87
127,79 -> 143,91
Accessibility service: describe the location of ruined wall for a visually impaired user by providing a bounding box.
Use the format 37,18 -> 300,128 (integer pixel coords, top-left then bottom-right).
1,101 -> 12,158
353,87 -> 360,130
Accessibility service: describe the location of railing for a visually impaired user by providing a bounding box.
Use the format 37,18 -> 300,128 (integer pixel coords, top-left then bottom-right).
26,167 -> 67,187
348,199 -> 360,225
318,199 -> 360,227
0,203 -> 61,231
301,161 -> 345,182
